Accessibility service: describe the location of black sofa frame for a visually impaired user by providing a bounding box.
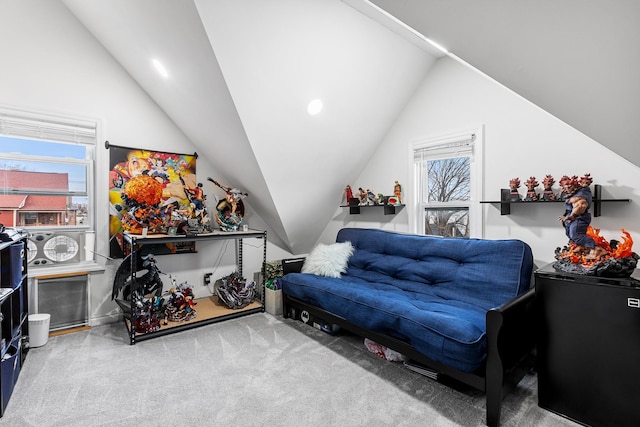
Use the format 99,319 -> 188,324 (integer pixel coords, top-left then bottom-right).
281,258 -> 536,427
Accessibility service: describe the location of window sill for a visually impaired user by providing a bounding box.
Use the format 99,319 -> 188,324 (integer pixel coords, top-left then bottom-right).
29,261 -> 105,279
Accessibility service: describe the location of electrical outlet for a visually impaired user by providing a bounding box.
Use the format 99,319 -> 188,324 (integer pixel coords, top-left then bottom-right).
204,272 -> 212,286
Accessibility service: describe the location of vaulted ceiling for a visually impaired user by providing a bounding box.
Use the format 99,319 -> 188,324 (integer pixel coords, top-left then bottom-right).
371,0 -> 640,167
62,0 -> 640,254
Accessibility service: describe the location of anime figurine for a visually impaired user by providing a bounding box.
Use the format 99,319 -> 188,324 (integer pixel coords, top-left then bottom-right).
208,178 -> 248,231
524,177 -> 539,201
509,178 -> 522,201
541,174 -> 556,201
558,174 -> 606,259
358,187 -> 368,205
345,185 -> 354,203
393,180 -> 402,205
366,189 -> 376,205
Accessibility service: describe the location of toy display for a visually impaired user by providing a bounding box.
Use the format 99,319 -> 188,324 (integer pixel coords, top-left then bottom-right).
208,178 -> 248,232
393,180 -> 402,204
108,146 -> 211,257
345,185 -> 354,203
165,278 -> 197,322
112,253 -> 166,333
552,173 -> 639,277
509,178 -> 521,201
215,271 -> 256,309
524,177 -> 539,201
541,174 -> 556,201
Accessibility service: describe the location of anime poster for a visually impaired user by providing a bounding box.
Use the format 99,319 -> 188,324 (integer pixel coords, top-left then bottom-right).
108,146 -> 205,258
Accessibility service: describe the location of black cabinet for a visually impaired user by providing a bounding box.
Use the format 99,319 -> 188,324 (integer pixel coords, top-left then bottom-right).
535,264 -> 640,427
0,229 -> 29,417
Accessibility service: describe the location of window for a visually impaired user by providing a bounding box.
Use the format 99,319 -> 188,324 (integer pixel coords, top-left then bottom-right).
412,129 -> 482,238
0,106 -> 97,267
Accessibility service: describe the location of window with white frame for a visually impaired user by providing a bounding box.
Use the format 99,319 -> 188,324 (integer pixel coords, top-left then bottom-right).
412,129 -> 482,238
0,106 -> 96,267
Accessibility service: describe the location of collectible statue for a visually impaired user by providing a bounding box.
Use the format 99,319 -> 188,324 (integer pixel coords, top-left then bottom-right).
165,277 -> 197,322
557,175 -> 605,259
524,176 -> 539,201
509,178 -> 521,201
358,187 -> 368,205
393,180 -> 402,204
208,178 -> 248,231
541,174 -> 556,201
553,173 -> 639,277
366,189 -> 376,205
345,185 -> 354,203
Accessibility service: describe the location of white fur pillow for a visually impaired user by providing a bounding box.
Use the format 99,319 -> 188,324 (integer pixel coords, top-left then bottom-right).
301,241 -> 354,278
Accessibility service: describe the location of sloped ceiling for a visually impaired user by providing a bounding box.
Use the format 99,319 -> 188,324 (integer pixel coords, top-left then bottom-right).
62,0 -> 637,254
62,0 -> 437,254
371,0 -> 640,167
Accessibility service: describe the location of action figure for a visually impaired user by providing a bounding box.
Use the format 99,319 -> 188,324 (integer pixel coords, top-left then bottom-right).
393,180 -> 402,205
558,174 -> 606,259
345,185 -> 354,201
509,178 -> 521,201
207,178 -> 248,231
358,187 -> 368,205
541,174 -> 556,201
524,177 -> 539,201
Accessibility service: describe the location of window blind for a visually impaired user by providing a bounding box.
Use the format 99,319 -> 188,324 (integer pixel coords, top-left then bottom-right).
0,108 -> 96,144
414,133 -> 475,161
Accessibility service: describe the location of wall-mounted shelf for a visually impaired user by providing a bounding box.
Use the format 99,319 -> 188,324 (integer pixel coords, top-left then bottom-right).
340,204 -> 405,215
480,184 -> 630,217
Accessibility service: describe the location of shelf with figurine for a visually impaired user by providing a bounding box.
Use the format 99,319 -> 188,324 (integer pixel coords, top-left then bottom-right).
112,178 -> 267,345
341,182 -> 405,215
480,174 -> 630,217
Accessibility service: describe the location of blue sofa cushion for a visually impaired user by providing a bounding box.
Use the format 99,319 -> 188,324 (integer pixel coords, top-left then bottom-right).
282,228 -> 533,373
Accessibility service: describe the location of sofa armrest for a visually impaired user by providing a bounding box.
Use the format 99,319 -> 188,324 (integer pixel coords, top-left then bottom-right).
486,286 -> 536,370
484,287 -> 536,426
282,257 -> 306,275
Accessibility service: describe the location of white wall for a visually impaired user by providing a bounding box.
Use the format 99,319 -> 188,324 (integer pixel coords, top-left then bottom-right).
323,56 -> 640,268
0,0 -> 273,326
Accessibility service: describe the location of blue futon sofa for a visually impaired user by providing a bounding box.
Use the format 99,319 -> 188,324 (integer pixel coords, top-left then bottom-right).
282,228 -> 535,427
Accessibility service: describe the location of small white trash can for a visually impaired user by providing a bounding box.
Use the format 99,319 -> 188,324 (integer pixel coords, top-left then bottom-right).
28,313 -> 51,348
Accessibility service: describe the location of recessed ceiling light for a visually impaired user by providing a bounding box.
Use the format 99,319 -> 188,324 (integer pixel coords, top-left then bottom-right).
152,58 -> 169,79
307,99 -> 323,115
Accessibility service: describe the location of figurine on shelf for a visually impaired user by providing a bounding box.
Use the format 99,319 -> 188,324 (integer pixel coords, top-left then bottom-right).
509,178 -> 522,202
345,185 -> 354,203
358,187 -> 368,206
165,278 -> 197,322
557,175 -> 571,199
393,180 -> 402,205
579,173 -> 593,188
208,178 -> 248,232
524,176 -> 539,201
557,174 -> 606,259
377,193 -> 385,205
367,189 -> 377,205
541,174 -> 556,201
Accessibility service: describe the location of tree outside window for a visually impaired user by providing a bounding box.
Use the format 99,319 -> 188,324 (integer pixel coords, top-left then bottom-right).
424,157 -> 470,237
414,131 -> 479,238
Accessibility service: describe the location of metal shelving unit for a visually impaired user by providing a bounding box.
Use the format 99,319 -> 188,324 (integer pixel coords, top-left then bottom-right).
121,229 -> 267,345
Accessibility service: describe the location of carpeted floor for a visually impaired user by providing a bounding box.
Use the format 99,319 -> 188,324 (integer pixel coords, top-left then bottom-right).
0,313 -> 577,426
